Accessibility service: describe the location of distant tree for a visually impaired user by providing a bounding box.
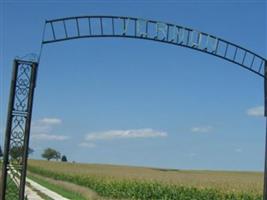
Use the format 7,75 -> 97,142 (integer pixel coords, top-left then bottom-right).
10,146 -> 34,161
0,145 -> 3,158
55,151 -> 61,161
28,147 -> 34,156
10,146 -> 23,160
42,148 -> 61,161
61,155 -> 67,162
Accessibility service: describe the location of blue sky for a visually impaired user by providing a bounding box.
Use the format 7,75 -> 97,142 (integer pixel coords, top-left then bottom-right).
1,0 -> 266,171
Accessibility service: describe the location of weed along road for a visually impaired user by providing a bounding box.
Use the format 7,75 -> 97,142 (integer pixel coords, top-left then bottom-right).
25,177 -> 70,200
10,165 -> 70,200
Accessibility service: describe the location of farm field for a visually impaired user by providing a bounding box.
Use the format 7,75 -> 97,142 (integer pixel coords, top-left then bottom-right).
28,160 -> 263,200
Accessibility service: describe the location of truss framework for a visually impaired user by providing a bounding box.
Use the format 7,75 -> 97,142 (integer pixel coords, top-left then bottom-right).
43,16 -> 266,77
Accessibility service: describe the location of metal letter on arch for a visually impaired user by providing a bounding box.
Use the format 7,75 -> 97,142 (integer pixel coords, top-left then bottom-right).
1,16 -> 266,200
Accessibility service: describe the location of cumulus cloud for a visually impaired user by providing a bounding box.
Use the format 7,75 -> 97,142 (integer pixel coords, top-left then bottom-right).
191,126 -> 212,133
79,142 -> 96,148
247,106 -> 264,117
188,153 -> 197,157
235,148 -> 243,153
85,128 -> 167,141
31,117 -> 69,141
31,133 -> 69,141
39,118 -> 62,125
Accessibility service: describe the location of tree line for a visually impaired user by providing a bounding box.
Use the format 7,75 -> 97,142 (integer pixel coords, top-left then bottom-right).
41,147 -> 67,162
0,145 -> 67,162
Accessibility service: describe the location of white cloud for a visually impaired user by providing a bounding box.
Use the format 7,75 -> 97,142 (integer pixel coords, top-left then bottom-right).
247,106 -> 264,117
39,118 -> 62,125
188,153 -> 197,157
31,117 -> 62,133
31,133 -> 69,141
31,123 -> 51,133
85,128 -> 167,141
235,148 -> 243,153
191,126 -> 212,133
31,117 -> 69,141
79,142 -> 96,148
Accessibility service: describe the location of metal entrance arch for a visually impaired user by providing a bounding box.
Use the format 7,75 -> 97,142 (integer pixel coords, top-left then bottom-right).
1,15 -> 267,200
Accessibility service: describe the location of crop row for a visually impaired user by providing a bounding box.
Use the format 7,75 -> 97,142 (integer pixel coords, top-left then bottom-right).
28,165 -> 262,200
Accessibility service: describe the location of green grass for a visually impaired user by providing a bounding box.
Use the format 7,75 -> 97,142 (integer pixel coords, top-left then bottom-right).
28,160 -> 263,200
1,162 -> 19,199
26,178 -> 53,200
5,176 -> 20,200
28,173 -> 87,200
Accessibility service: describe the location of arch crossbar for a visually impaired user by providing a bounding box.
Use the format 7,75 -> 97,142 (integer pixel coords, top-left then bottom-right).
43,15 -> 266,78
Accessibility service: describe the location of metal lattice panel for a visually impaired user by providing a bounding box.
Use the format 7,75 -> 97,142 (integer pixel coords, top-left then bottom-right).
1,60 -> 38,200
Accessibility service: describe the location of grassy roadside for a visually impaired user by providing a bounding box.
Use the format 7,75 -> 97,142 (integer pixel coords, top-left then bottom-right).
28,172 -> 121,200
28,173 -> 87,200
26,179 -> 53,200
1,161 -> 20,200
1,161 -> 51,200
5,176 -> 20,200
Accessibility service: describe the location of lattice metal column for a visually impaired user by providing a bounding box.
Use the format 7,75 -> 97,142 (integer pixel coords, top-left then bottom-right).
264,61 -> 267,200
0,59 -> 38,200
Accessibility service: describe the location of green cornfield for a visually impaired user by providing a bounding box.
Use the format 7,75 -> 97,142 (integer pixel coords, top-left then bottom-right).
28,160 -> 263,200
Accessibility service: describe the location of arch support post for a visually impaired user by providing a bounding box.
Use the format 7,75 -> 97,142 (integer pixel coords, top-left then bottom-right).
264,61 -> 267,200
0,59 -> 38,200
